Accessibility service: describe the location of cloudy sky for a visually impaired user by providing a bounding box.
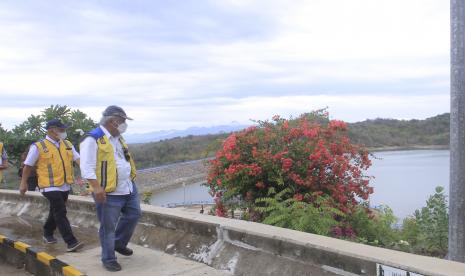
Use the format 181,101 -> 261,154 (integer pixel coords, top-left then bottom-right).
0,0 -> 449,134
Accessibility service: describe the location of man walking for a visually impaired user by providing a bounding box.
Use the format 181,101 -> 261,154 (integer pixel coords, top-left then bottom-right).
80,106 -> 141,272
19,119 -> 83,252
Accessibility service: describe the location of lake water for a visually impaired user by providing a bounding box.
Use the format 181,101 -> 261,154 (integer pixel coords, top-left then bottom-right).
150,181 -> 213,207
368,150 -> 449,220
151,150 -> 450,221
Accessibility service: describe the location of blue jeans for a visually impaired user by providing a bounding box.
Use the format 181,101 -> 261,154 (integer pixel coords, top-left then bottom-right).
94,183 -> 141,264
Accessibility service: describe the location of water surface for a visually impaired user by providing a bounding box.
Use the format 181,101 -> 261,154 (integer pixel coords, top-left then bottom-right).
151,150 -> 450,220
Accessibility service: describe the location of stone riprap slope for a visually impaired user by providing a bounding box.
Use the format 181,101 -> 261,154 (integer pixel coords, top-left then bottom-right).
136,159 -> 210,193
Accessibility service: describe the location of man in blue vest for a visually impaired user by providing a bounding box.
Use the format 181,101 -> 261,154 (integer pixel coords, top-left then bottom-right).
80,106 -> 141,272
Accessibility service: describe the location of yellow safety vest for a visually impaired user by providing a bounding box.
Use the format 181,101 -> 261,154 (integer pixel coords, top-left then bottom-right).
35,139 -> 75,188
0,142 -> 4,182
92,135 -> 137,193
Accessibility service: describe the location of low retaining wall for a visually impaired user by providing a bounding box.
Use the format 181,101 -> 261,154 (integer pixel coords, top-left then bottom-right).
0,189 -> 464,276
0,233 -> 85,276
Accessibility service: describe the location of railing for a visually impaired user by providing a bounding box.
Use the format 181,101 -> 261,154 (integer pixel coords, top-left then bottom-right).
161,200 -> 214,208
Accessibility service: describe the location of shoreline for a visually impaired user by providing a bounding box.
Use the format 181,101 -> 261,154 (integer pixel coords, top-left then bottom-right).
368,145 -> 448,152
145,145 -> 449,198
136,145 -> 449,173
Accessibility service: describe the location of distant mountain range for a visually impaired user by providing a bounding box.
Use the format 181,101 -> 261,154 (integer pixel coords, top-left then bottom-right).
125,123 -> 250,144
125,113 -> 451,145
129,113 -> 450,168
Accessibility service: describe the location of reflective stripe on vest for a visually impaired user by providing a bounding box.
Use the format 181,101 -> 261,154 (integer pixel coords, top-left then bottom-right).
101,160 -> 107,189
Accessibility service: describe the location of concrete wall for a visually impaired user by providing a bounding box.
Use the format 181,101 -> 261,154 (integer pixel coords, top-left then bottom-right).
1,189 -> 465,276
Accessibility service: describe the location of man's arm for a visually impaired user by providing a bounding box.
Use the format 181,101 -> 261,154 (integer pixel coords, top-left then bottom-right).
87,179 -> 105,202
0,147 -> 8,169
19,165 -> 33,195
19,144 -> 39,195
0,159 -> 7,170
80,137 -> 106,203
71,144 -> 80,167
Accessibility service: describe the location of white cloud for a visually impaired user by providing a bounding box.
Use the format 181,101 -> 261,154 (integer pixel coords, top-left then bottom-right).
86,93 -> 451,132
0,0 -> 450,134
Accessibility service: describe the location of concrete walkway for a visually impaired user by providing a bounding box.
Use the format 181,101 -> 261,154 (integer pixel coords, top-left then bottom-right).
0,215 -> 228,276
58,243 -> 229,276
0,260 -> 31,276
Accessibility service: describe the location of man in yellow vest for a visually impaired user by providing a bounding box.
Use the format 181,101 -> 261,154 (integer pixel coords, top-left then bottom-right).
0,141 -> 8,183
19,119 -> 83,252
80,106 -> 141,272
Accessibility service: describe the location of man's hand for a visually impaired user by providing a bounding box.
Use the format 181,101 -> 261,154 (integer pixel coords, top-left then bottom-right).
0,159 -> 8,170
19,165 -> 33,195
86,179 -> 106,203
19,181 -> 28,195
93,184 -> 106,203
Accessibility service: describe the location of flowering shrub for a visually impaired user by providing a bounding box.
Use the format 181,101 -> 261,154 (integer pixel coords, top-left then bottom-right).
206,110 -> 373,219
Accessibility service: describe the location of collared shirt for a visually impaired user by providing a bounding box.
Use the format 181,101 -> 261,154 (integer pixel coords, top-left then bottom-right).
80,125 -> 133,195
24,136 -> 80,193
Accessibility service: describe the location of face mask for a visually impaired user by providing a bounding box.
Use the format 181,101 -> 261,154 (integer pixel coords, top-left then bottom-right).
58,131 -> 67,140
117,122 -> 128,134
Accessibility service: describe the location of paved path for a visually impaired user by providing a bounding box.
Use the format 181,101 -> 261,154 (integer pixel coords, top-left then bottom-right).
58,243 -> 229,276
0,260 -> 31,275
0,215 -> 229,276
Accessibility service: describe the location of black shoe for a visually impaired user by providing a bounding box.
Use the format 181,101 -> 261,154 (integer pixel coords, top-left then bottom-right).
43,235 -> 57,244
115,247 -> 133,256
67,241 -> 84,252
103,261 -> 122,272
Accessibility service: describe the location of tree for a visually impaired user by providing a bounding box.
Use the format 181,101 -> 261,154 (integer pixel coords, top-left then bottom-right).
0,105 -> 96,167
206,110 -> 373,219
414,186 -> 449,256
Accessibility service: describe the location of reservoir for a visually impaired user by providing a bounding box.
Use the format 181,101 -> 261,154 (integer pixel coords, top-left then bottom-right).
151,150 -> 450,221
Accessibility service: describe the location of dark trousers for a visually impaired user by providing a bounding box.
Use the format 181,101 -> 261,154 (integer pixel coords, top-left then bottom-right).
42,191 -> 77,245
27,176 -> 38,191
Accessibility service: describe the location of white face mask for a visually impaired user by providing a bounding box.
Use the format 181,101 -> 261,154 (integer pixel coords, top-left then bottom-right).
58,131 -> 67,140
117,122 -> 128,134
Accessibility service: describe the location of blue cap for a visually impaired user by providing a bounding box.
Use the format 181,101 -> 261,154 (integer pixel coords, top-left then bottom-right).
45,119 -> 69,130
102,105 -> 133,120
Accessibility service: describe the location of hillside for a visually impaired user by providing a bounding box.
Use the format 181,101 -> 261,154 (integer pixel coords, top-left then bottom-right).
130,133 -> 228,168
124,123 -> 249,144
348,113 -> 449,148
130,113 -> 450,169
